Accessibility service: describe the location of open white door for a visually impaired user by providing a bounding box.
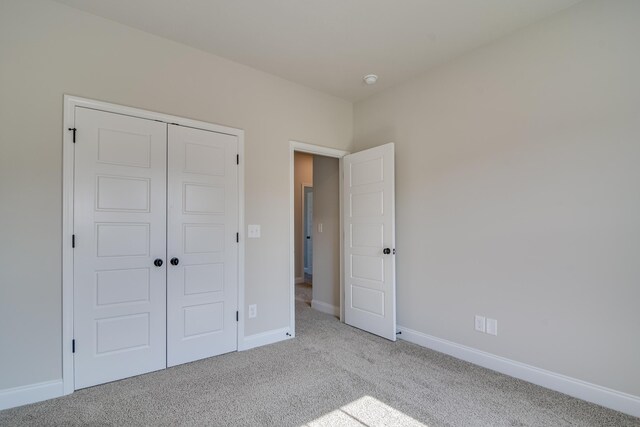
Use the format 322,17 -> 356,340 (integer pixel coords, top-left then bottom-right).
343,143 -> 396,341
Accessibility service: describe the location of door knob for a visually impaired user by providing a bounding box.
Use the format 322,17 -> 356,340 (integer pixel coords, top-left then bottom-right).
154,258 -> 163,267
170,257 -> 180,266
383,248 -> 391,255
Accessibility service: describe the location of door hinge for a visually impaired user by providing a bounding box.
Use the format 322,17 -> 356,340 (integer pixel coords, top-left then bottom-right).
236,232 -> 239,243
68,128 -> 76,143
72,339 -> 76,353
236,154 -> 239,165
236,311 -> 239,322
72,234 -> 76,248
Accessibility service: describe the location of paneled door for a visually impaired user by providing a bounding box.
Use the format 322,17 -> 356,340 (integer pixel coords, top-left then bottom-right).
166,125 -> 239,367
73,107 -> 167,389
343,143 -> 396,341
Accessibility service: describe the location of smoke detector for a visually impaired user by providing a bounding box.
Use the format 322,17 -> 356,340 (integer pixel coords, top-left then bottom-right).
363,74 -> 378,85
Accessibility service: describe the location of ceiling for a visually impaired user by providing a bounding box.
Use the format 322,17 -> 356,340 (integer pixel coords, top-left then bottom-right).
53,0 -> 582,101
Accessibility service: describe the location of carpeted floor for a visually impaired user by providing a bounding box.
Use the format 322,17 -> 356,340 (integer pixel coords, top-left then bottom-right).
295,282 -> 312,305
1,290 -> 638,426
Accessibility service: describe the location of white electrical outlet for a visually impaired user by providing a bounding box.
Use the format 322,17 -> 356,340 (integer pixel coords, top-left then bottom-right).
318,223 -> 323,233
486,318 -> 498,336
248,304 -> 257,319
475,315 -> 486,333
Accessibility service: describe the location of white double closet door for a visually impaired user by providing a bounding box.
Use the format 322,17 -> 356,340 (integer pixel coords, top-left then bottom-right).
73,107 -> 238,389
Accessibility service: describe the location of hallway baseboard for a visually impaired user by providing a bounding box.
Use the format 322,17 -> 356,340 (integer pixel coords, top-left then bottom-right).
311,299 -> 339,317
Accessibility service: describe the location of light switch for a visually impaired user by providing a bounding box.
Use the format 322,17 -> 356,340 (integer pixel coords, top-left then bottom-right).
474,315 -> 486,333
318,223 -> 323,233
248,224 -> 261,238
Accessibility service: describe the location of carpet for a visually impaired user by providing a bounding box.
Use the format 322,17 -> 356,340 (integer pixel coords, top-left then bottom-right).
1,295 -> 637,426
295,283 -> 312,305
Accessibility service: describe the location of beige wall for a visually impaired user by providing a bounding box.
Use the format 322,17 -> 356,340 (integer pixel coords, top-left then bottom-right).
312,156 -> 340,310
0,0 -> 352,390
354,0 -> 640,396
294,152 -> 313,280
2,0 -> 639,404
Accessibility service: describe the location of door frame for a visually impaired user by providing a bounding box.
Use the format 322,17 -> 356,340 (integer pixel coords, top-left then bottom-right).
62,95 -> 245,395
301,183 -> 313,279
289,141 -> 349,336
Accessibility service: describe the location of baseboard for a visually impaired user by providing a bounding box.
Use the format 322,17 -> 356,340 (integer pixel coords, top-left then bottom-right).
239,327 -> 292,351
0,379 -> 64,411
311,299 -> 339,317
295,277 -> 304,284
397,325 -> 640,418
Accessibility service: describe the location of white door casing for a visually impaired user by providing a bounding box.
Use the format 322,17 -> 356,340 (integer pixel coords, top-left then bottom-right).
343,143 -> 396,341
166,124 -> 239,367
63,96 -> 245,394
303,186 -> 313,275
73,107 -> 168,389
73,106 -> 240,388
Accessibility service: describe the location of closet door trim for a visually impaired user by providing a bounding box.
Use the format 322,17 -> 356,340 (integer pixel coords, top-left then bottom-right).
62,95 -> 245,396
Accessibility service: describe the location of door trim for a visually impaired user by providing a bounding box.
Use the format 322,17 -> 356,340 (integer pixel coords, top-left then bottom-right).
301,182 -> 313,280
62,95 -> 245,395
289,141 -> 349,337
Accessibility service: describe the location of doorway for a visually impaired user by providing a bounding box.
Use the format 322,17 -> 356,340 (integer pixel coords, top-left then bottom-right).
289,142 -> 348,336
294,152 -> 340,314
289,141 -> 398,342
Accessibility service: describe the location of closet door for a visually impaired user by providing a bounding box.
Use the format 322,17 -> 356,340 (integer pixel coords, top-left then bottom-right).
73,107 -> 167,389
167,125 -> 239,367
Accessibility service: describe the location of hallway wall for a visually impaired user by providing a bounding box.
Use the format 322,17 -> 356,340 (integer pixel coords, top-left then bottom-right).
312,156 -> 340,312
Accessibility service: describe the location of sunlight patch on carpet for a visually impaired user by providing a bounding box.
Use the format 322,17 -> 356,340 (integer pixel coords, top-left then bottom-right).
304,395 -> 427,426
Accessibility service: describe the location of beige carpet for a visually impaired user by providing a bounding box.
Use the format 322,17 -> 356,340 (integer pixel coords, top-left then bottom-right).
1,292 -> 637,426
295,282 -> 312,305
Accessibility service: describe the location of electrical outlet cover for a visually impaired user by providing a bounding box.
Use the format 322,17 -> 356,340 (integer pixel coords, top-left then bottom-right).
486,318 -> 498,336
475,315 -> 486,333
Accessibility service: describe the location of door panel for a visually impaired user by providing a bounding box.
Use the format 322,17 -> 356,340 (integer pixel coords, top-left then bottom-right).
73,107 -> 167,389
343,143 -> 396,341
167,125 -> 238,367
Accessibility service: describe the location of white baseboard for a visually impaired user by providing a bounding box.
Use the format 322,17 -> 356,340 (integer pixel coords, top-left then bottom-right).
311,299 -> 339,317
239,327 -> 292,351
0,379 -> 64,411
295,277 -> 305,284
397,325 -> 640,418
